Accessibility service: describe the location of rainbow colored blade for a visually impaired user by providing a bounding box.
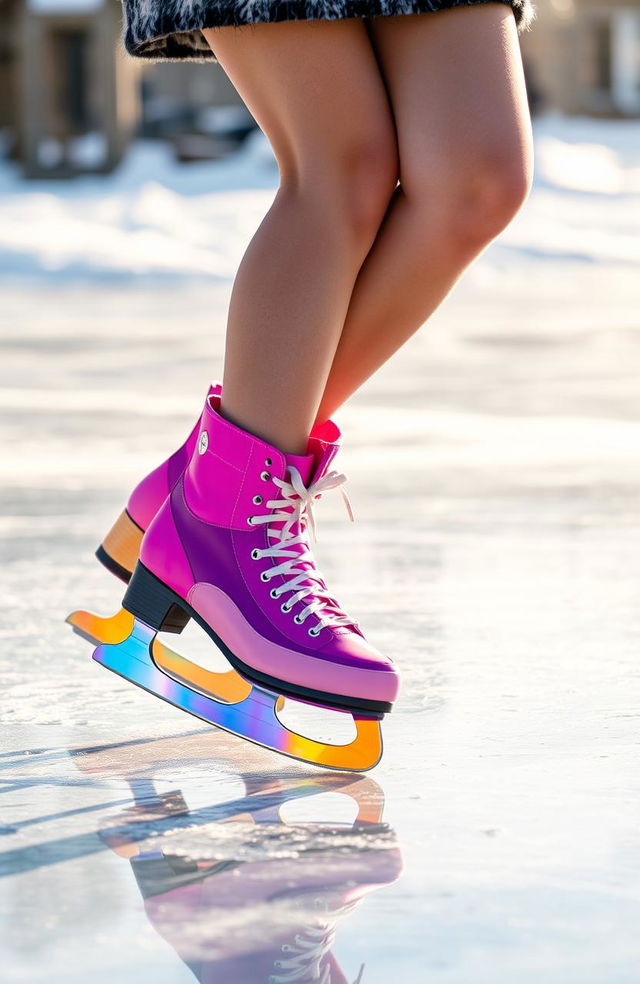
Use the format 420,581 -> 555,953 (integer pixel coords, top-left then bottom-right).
76,612 -> 382,771
67,608 -> 252,704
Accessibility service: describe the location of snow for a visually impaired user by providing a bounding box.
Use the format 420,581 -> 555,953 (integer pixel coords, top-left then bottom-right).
0,113 -> 638,280
27,0 -> 104,12
1,114 -> 640,983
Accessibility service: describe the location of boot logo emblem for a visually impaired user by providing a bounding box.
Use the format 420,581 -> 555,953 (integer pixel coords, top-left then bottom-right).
198,431 -> 209,455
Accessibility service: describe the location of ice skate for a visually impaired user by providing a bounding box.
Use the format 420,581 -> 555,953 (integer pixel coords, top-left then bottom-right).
87,392 -> 399,770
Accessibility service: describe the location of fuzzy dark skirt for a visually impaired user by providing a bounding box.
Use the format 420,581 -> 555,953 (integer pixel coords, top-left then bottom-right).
123,0 -> 536,62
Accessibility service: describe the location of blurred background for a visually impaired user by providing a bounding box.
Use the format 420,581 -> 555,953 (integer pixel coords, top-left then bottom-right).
2,8 -> 640,983
1,0 -> 640,180
0,0 -> 639,277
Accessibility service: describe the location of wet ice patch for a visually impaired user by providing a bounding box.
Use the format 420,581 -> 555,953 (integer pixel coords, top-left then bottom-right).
147,818 -> 397,863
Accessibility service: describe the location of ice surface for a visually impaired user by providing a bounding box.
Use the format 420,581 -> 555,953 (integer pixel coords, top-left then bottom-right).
1,116 -> 640,982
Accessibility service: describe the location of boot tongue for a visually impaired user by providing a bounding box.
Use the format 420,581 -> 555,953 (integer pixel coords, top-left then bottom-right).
283,450 -> 315,486
280,449 -> 315,542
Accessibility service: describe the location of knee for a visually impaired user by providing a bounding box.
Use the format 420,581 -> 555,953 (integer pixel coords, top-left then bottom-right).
285,128 -> 399,251
338,133 -> 399,244
457,148 -> 533,245
406,141 -> 533,252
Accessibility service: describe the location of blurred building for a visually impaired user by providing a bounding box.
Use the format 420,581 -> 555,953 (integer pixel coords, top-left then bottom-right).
522,0 -> 640,115
0,0 -> 249,177
0,0 -> 140,176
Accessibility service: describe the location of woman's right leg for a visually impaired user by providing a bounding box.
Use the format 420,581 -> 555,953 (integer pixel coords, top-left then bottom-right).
202,20 -> 398,455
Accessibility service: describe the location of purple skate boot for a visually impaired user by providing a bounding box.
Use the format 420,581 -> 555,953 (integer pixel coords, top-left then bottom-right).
90,393 -> 399,770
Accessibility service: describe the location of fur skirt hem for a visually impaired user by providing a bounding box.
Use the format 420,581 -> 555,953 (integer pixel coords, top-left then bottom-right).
123,0 -> 536,63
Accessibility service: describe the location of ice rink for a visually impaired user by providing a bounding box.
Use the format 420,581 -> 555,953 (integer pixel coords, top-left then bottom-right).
1,117 -> 640,982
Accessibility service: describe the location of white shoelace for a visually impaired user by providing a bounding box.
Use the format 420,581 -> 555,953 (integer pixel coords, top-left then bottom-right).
268,897 -> 362,984
250,466 -> 356,636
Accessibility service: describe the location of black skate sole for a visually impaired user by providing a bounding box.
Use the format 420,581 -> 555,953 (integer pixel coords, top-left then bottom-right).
123,562 -> 392,718
95,544 -> 133,585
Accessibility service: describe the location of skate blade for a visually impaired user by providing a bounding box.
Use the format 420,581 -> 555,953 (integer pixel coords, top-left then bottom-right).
66,608 -> 252,704
89,616 -> 383,772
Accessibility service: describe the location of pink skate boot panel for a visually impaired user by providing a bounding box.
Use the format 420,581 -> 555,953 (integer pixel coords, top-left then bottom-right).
187,581 -> 395,703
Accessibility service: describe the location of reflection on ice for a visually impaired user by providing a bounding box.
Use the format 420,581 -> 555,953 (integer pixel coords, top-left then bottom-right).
2,730 -> 402,983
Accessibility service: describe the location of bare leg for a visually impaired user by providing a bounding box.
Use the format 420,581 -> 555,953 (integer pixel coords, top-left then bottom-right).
202,21 -> 398,454
315,5 -> 533,422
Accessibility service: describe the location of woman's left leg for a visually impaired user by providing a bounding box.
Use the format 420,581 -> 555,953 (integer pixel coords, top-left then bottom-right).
316,4 -> 533,422
202,19 -> 397,455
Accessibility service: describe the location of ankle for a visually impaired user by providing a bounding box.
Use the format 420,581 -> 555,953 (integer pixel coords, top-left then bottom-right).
219,399 -> 309,457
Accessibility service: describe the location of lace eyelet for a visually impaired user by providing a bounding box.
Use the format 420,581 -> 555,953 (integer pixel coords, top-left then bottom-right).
270,588 -> 279,599
265,457 -> 272,466
250,548 -> 261,560
294,614 -> 303,625
260,471 -> 270,482
253,494 -> 262,505
281,602 -> 291,614
247,515 -> 254,526
308,625 -> 321,637
260,571 -> 270,583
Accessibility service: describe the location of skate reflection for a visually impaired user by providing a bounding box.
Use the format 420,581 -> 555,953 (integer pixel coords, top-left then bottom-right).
71,730 -> 402,984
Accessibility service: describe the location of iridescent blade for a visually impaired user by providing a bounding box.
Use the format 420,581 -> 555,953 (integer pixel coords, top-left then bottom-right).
67,608 -> 252,704
92,618 -> 383,772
